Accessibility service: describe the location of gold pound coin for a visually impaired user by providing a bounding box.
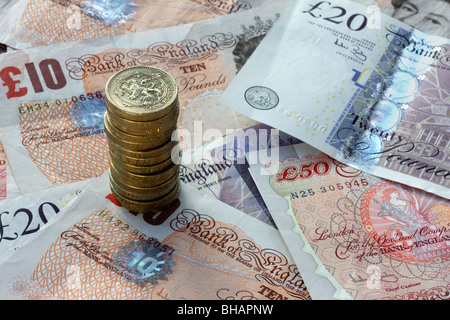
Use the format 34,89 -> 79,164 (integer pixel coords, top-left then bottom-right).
108,142 -> 179,167
108,138 -> 179,164
109,170 -> 178,201
106,99 -> 179,136
110,159 -> 180,188
105,66 -> 178,121
109,152 -> 173,174
104,113 -> 176,151
110,179 -> 181,214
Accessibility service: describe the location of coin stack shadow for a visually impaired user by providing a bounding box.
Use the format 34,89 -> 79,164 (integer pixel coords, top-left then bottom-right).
104,66 -> 181,222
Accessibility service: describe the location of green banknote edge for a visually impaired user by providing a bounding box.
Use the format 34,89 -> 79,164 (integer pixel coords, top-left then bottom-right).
285,198 -> 352,300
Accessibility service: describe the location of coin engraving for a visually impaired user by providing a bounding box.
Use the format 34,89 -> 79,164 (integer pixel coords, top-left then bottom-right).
244,86 -> 279,110
116,71 -> 166,107
106,66 -> 178,120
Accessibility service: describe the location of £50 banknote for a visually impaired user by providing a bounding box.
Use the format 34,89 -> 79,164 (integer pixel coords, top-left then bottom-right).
220,0 -> 450,199
0,172 -> 311,300
0,0 -> 278,49
0,3 -> 288,195
249,143 -> 450,300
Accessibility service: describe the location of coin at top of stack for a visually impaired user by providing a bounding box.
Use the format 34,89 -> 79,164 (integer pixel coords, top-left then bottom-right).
104,66 -> 181,221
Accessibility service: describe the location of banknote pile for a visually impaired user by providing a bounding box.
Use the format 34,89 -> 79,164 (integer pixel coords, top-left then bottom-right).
0,0 -> 449,302
104,66 -> 181,219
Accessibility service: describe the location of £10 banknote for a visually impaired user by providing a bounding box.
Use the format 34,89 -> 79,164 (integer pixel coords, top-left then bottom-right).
0,173 -> 311,300
0,3 -> 289,195
249,143 -> 450,300
0,0 -> 279,49
220,0 -> 450,199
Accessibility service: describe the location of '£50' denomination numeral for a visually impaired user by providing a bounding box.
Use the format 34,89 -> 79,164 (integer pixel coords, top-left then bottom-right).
276,161 -> 331,182
0,59 -> 67,99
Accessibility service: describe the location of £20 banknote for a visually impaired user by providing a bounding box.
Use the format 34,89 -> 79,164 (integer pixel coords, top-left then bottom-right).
221,0 -> 450,199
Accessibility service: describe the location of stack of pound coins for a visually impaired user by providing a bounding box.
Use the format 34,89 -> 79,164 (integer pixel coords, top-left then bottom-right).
104,66 -> 181,223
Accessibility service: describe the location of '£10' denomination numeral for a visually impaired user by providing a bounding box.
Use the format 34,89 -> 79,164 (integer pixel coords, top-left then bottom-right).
0,59 -> 67,99
128,251 -> 159,275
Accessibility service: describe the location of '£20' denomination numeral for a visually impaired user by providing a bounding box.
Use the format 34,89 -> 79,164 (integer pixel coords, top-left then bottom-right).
303,1 -> 368,32
0,201 -> 60,243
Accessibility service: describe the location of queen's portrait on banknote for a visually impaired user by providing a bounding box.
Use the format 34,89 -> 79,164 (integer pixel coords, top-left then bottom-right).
362,0 -> 450,37
390,0 -> 450,38
232,15 -> 280,72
